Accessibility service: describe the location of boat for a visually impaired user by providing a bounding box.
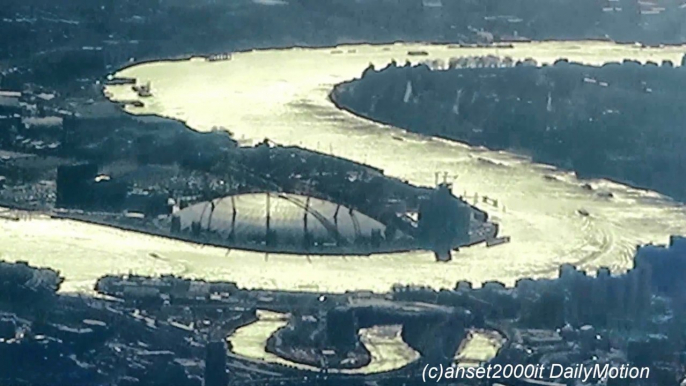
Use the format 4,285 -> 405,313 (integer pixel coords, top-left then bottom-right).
0,213 -> 20,221
407,50 -> 429,56
105,77 -> 136,86
577,209 -> 590,217
132,82 -> 152,98
119,100 -> 144,108
206,53 -> 232,62
486,236 -> 511,247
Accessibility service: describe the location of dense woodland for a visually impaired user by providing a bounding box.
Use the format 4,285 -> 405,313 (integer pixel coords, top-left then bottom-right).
332,57 -> 686,201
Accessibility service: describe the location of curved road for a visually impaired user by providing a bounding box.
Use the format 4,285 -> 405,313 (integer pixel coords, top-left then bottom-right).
0,41 -> 685,295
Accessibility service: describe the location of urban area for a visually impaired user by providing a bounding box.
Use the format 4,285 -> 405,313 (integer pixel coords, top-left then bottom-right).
2,0 -> 686,385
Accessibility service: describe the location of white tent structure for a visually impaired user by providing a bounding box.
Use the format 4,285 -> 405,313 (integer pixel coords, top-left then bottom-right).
174,193 -> 403,254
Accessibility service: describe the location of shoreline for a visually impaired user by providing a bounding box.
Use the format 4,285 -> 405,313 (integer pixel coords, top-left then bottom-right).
49,211 -> 420,258
328,76 -> 685,205
5,38 -> 677,260
0,197 -> 421,258
106,37 -> 686,80
2,38 -> 682,278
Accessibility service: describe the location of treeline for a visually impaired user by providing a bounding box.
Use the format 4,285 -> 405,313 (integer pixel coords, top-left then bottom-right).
331,56 -> 686,201
3,0 -> 686,68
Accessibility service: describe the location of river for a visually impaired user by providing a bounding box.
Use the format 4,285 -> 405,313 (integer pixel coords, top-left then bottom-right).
228,310 -> 420,374
2,39 -> 684,373
1,41 -> 685,295
227,310 -> 498,374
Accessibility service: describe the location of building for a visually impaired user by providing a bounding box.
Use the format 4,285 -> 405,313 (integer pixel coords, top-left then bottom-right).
173,192 -> 403,254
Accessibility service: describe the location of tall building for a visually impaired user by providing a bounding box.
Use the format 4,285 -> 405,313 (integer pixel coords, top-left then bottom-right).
417,183 -> 471,261
204,340 -> 227,386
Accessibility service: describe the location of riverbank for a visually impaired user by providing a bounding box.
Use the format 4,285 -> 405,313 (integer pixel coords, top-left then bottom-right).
92,40 -> 686,282
4,0 -> 686,88
330,57 -> 686,202
49,209 -> 417,257
1,70 -> 496,258
4,233 -> 686,384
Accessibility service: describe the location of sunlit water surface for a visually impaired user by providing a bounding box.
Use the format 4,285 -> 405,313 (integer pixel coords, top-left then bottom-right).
228,310 -> 419,374
1,41 -> 685,295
